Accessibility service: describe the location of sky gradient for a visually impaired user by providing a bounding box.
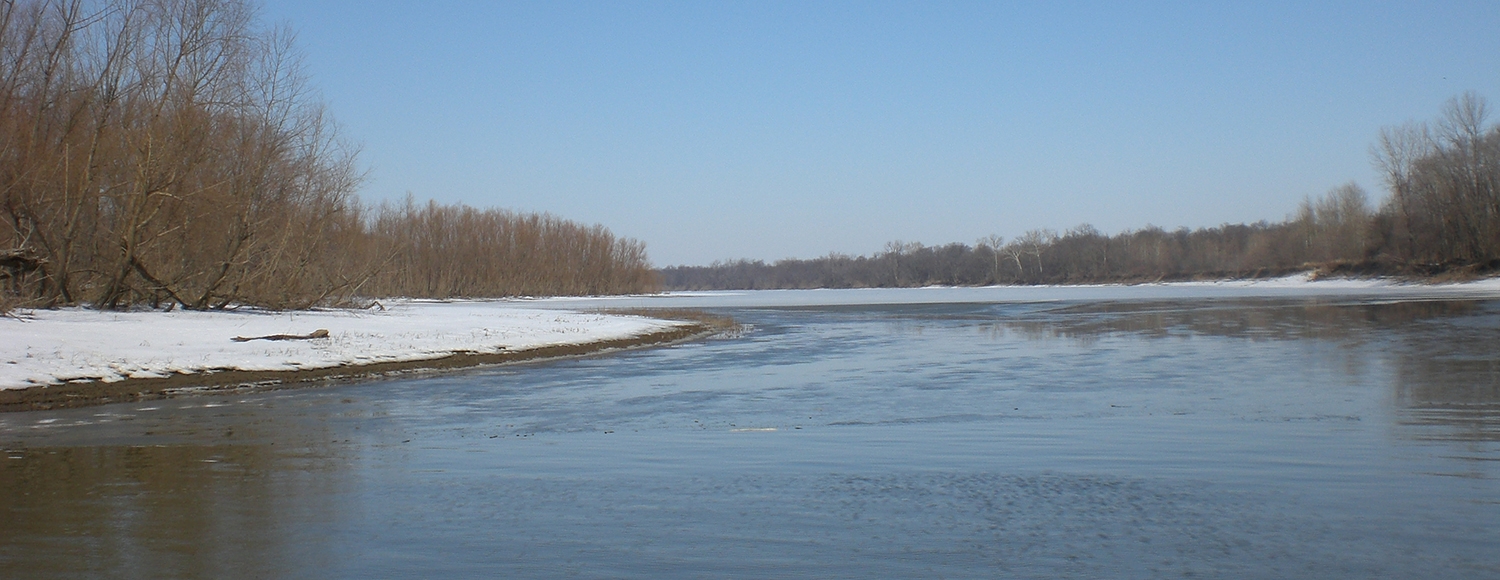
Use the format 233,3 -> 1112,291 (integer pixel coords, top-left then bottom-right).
257,1 -> 1500,266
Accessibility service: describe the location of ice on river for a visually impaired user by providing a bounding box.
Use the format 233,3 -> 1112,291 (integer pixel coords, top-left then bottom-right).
525,273 -> 1500,309
0,301 -> 685,389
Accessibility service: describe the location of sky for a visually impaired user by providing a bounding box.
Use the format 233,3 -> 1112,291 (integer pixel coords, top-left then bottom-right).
256,1 -> 1500,267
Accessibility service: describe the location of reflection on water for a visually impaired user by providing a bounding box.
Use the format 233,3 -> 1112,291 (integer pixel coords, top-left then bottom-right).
876,297 -> 1500,443
1384,304 -> 1500,442
2,444 -> 344,579
993,297 -> 1480,342
1007,298 -> 1500,442
2,291 -> 1499,578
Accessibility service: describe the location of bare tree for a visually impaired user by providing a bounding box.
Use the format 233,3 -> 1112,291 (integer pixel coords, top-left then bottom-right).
1015,229 -> 1057,280
2,0 -> 652,309
1370,92 -> 1500,264
976,234 -> 1004,284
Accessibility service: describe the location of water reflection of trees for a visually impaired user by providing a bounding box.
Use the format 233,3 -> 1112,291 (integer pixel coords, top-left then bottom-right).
1011,298 -> 1482,342
0,421 -> 352,578
986,298 -> 1500,442
1389,318 -> 1500,442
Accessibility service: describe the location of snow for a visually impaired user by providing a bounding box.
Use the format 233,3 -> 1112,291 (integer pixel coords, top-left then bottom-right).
519,274 -> 1500,309
6,273 -> 1500,391
0,301 -> 688,390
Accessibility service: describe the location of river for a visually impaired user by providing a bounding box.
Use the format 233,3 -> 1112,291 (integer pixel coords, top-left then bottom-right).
3,285 -> 1499,578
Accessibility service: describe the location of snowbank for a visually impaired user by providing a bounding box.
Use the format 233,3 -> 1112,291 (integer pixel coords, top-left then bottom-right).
0,301 -> 688,390
520,274 -> 1500,310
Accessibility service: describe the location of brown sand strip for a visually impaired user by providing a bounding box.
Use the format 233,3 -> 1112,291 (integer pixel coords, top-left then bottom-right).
0,319 -> 726,413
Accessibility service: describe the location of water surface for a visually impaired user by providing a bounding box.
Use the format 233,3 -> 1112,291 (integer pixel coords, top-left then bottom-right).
4,287 -> 1499,578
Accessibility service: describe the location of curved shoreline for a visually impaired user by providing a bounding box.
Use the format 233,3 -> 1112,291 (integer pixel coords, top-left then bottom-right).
0,321 -> 722,413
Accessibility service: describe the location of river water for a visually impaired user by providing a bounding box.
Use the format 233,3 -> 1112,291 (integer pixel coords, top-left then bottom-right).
3,285 -> 1500,579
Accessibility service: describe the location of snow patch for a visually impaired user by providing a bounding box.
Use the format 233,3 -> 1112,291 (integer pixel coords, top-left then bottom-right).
0,301 -> 686,390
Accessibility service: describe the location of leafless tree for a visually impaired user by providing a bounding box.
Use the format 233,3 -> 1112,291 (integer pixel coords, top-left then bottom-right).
976,234 -> 1004,284
1,0 -> 656,309
1370,92 -> 1500,265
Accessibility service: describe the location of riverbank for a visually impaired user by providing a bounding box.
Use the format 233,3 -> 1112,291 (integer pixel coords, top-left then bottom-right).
659,259 -> 1500,292
0,302 -> 730,412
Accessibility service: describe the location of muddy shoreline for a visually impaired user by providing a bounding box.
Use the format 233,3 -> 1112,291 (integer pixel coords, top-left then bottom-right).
0,320 -> 723,413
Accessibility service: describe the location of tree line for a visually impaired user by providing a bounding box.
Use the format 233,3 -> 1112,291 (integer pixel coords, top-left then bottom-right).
663,93 -> 1500,290
6,0 -> 1494,305
356,198 -> 655,300
0,0 -> 654,310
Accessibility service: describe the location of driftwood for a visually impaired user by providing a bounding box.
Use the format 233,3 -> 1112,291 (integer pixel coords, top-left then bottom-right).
231,329 -> 330,342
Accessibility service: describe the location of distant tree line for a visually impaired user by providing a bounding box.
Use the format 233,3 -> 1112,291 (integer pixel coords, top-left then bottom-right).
663,94 -> 1500,290
0,0 -> 654,310
356,198 -> 655,299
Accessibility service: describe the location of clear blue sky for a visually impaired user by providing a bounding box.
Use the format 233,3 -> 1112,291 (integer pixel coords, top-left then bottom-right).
258,0 -> 1500,267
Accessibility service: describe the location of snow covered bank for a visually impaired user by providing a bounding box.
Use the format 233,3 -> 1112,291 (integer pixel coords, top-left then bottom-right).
0,301 -> 694,392
520,274 -> 1500,310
